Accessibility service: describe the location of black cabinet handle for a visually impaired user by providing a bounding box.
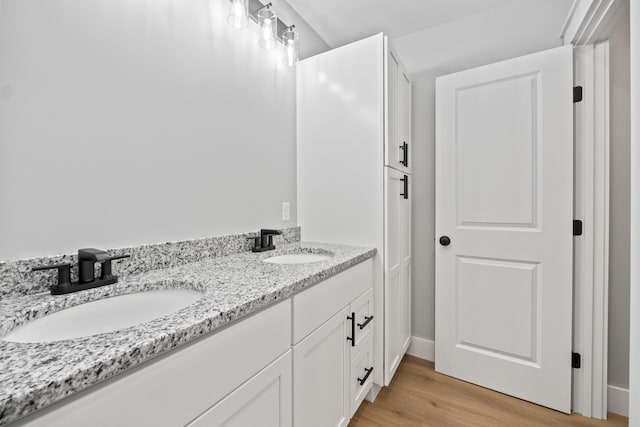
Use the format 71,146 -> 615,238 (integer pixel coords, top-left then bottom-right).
399,142 -> 408,167
405,142 -> 409,167
439,236 -> 451,246
346,312 -> 355,347
357,315 -> 374,330
400,175 -> 409,199
358,367 -> 374,386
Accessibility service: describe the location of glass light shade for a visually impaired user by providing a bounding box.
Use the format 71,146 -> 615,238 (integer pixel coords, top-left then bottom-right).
227,0 -> 249,29
282,28 -> 300,67
257,8 -> 278,50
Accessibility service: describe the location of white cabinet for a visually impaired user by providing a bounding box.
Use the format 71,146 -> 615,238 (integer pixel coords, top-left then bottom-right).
400,172 -> 412,355
188,350 -> 292,427
293,307 -> 350,427
10,260 -> 375,427
297,32 -> 412,388
384,169 -> 412,382
386,50 -> 412,174
292,259 -> 374,426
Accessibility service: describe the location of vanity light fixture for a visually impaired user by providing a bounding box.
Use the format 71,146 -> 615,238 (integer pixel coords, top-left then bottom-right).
257,3 -> 278,50
226,0 -> 301,65
227,0 -> 249,29
282,25 -> 299,67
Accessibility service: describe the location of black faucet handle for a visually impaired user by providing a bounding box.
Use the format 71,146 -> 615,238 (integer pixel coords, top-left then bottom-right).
32,263 -> 71,271
32,263 -> 72,288
99,254 -> 130,281
246,236 -> 260,250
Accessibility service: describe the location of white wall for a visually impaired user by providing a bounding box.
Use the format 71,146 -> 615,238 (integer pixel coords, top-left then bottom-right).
629,1 -> 639,424
0,0 -> 329,260
409,70 -> 437,340
608,12 -> 631,390
391,0 -> 571,343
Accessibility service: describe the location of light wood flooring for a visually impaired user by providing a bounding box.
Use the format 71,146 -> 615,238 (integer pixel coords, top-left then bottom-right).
349,356 -> 628,427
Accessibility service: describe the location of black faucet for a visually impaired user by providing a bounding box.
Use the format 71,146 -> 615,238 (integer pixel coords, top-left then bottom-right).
78,248 -> 110,284
247,229 -> 283,252
32,248 -> 130,295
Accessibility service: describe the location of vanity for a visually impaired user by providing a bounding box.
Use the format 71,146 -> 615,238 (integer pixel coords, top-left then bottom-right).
0,238 -> 375,427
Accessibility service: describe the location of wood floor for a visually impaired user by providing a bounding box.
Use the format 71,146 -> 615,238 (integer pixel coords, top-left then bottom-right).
349,356 -> 628,427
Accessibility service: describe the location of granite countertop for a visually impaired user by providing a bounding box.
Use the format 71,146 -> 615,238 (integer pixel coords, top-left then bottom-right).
0,242 -> 376,425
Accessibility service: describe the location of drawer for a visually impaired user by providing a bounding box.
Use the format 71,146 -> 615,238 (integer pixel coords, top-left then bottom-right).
187,350 -> 292,427
292,259 -> 373,344
349,335 -> 374,418
350,288 -> 374,353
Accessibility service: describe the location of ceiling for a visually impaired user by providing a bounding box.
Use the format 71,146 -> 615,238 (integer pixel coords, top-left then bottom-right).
283,0 -> 514,48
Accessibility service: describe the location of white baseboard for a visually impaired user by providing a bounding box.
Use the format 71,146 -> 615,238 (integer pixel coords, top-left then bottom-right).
407,336 -> 435,362
607,385 -> 629,417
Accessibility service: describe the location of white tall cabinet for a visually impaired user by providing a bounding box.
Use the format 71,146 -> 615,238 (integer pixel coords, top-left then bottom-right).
297,33 -> 412,387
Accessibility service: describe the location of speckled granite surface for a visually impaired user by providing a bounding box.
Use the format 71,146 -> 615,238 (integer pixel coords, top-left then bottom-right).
0,241 -> 375,425
0,227 -> 301,298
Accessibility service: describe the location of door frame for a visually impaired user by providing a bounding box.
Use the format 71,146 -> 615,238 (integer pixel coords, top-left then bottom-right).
572,42 -> 610,420
561,0 -> 628,419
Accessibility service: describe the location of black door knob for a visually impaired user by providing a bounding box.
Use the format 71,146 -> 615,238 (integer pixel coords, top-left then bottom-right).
439,236 -> 451,246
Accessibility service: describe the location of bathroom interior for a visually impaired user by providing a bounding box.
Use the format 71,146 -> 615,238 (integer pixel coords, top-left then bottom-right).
0,0 -> 637,426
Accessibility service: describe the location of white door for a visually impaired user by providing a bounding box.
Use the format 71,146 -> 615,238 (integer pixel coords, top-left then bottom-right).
400,172 -> 412,354
384,167 -> 402,384
293,307 -> 350,427
384,167 -> 412,384
386,50 -> 401,171
435,45 -> 573,413
399,69 -> 412,174
385,49 -> 412,174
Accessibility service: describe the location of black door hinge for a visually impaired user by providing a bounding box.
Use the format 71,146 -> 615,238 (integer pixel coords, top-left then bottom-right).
572,352 -> 581,369
573,219 -> 583,236
573,86 -> 583,103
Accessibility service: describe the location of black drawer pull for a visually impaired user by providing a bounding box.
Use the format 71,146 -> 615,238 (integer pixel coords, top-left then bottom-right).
346,313 -> 355,347
358,367 -> 374,386
357,315 -> 374,330
400,175 -> 409,199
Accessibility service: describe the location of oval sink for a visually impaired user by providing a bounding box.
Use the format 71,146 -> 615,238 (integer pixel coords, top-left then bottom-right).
3,289 -> 204,343
263,253 -> 331,264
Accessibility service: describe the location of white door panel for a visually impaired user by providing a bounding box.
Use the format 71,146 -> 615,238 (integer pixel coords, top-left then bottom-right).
386,51 -> 400,170
399,71 -> 412,173
400,174 -> 412,353
384,168 -> 403,383
293,307 -> 349,427
435,45 -> 573,413
384,167 -> 412,384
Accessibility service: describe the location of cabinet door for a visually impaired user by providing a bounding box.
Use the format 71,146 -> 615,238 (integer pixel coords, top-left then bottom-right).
293,307 -> 350,427
400,174 -> 412,353
385,50 -> 402,171
384,167 -> 404,384
187,351 -> 292,427
399,69 -> 412,174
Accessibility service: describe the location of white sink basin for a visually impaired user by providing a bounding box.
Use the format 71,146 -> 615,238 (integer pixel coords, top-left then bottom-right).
3,289 -> 204,343
263,253 -> 331,264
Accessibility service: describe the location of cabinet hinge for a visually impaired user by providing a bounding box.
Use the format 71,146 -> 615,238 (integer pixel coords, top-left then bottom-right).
572,352 -> 581,369
573,219 -> 583,236
573,86 -> 583,103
